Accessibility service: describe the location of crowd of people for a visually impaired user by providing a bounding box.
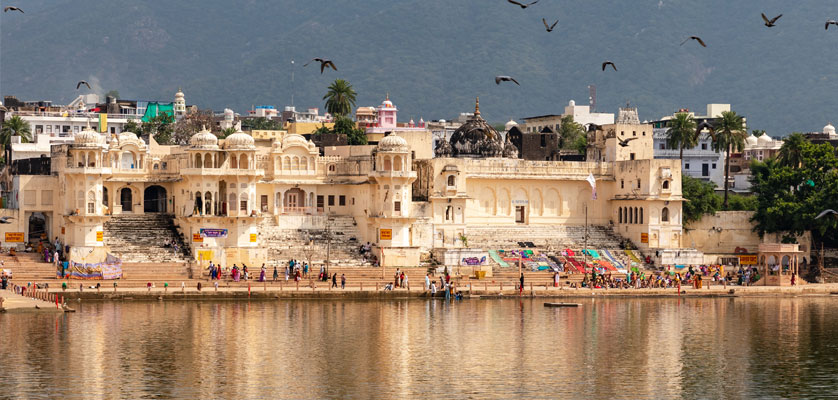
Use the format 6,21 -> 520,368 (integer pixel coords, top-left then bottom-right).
204,259 -> 350,289
573,265 -> 784,289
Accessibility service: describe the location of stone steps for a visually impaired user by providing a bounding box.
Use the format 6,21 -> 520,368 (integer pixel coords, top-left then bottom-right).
104,214 -> 191,264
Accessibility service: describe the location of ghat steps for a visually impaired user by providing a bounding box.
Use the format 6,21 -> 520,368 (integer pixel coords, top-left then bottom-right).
104,214 -> 191,264
466,224 -> 629,250
259,216 -> 372,268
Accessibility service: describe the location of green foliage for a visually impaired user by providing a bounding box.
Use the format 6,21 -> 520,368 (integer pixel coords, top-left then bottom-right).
312,116 -> 368,145
726,194 -> 757,211
778,132 -> 807,168
666,112 -> 697,159
313,125 -> 331,136
140,113 -> 175,145
0,115 -> 32,163
218,127 -> 236,139
751,129 -> 766,137
682,175 -> 721,224
241,117 -> 281,131
105,90 -> 120,99
572,134 -> 587,155
123,120 -> 141,134
711,110 -> 747,209
558,115 -> 585,153
323,79 -> 357,117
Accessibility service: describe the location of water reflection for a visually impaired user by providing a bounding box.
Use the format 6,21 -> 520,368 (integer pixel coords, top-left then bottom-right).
2,298 -> 838,399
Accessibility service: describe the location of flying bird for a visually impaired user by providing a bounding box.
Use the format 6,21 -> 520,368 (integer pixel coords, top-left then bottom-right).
508,0 -> 539,9
76,81 -> 91,90
3,6 -> 23,13
761,13 -> 782,27
495,76 -> 520,86
0,216 -> 13,224
826,20 -> 838,30
680,36 -> 707,47
542,18 -> 558,32
617,137 -> 638,147
815,209 -> 838,219
602,61 -> 617,71
303,58 -> 337,74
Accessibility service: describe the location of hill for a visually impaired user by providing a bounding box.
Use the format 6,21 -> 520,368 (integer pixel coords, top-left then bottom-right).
1,0 -> 836,134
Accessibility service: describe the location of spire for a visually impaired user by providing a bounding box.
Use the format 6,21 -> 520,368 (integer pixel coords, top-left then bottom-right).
475,97 -> 481,116
386,92 -> 389,101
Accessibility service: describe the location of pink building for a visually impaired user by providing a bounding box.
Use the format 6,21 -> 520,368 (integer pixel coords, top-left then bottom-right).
362,95 -> 426,135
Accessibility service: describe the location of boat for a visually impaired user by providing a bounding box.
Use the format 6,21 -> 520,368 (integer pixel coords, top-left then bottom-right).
544,302 -> 581,308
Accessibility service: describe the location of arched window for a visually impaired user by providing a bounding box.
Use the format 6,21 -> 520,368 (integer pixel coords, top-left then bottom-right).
88,151 -> 96,167
283,156 -> 290,170
634,208 -> 638,224
230,154 -> 238,169
629,207 -> 633,224
383,156 -> 392,171
662,207 -> 670,222
301,156 -> 308,170
87,191 -> 96,214
394,155 -> 403,171
292,157 -> 300,171
618,207 -> 623,224
662,180 -> 670,190
204,154 -> 213,168
447,175 -> 456,187
328,164 -> 336,172
640,208 -> 644,224
240,154 -> 249,170
240,192 -> 249,211
195,153 -> 202,168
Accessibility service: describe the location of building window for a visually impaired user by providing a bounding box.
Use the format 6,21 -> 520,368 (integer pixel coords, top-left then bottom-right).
685,163 -> 690,170
712,163 -> 716,169
630,153 -> 635,160
640,208 -> 643,224
394,201 -> 401,212
632,131 -> 636,137
339,195 -> 346,206
328,164 -> 336,172
328,195 -> 335,206
540,135 -> 546,147
659,143 -> 665,150
662,207 -> 670,222
620,180 -> 624,189
637,179 -> 641,189
352,198 -> 355,205
701,143 -> 707,150
447,175 -> 456,187
662,180 -> 670,190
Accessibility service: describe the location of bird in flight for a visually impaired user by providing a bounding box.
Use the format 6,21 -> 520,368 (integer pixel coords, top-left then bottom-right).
815,209 -> 838,219
542,18 -> 558,32
3,6 -> 23,13
602,61 -> 617,71
826,20 -> 838,30
617,137 -> 638,147
0,216 -> 13,224
761,13 -> 782,27
680,36 -> 707,47
76,81 -> 91,90
303,58 -> 337,74
508,0 -> 539,9
495,76 -> 520,85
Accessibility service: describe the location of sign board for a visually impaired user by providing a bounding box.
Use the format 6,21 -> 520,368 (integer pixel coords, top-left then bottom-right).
379,229 -> 392,240
193,233 -> 203,243
200,228 -> 228,238
61,227 -> 66,234
198,250 -> 213,261
249,233 -> 258,243
4,232 -> 24,243
739,255 -> 758,265
640,233 -> 649,244
96,231 -> 104,242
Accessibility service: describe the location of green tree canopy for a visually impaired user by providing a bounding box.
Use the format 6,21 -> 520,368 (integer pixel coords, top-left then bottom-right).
778,132 -> 807,168
666,112 -> 698,160
711,110 -> 747,209
323,79 -> 357,117
682,175 -> 721,224
241,117 -> 281,131
0,115 -> 32,164
558,115 -> 585,153
140,113 -> 175,145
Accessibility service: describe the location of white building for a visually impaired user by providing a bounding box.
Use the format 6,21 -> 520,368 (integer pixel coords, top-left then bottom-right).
521,100 -> 615,134
651,104 -> 733,188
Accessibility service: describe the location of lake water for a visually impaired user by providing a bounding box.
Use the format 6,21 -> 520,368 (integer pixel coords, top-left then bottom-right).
1,297 -> 838,399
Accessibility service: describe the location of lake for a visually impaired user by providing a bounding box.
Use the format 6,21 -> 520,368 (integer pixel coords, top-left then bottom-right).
1,297 -> 838,399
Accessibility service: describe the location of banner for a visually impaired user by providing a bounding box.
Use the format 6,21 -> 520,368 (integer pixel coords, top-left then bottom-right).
193,233 -> 203,242
5,232 -> 24,242
739,255 -> 758,265
64,254 -> 122,280
200,228 -> 228,238
586,173 -> 597,200
98,113 -> 108,133
640,233 -> 649,244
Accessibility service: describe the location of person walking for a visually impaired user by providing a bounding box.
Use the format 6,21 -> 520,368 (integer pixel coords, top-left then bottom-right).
424,274 -> 430,291
403,273 -> 409,290
332,273 -> 338,288
519,273 -> 525,295
285,265 -> 290,281
341,273 -> 346,289
273,266 -> 279,282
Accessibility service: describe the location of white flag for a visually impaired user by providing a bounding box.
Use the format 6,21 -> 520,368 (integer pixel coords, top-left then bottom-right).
586,173 -> 597,200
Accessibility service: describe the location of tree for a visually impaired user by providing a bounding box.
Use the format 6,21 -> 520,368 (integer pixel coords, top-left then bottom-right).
123,120 -> 141,134
105,90 -> 120,99
711,110 -> 747,209
218,127 -> 236,139
751,129 -> 766,137
241,117 -> 281,131
323,79 -> 357,117
778,132 -> 807,168
558,115 -> 585,153
682,175 -> 721,224
173,109 -> 215,145
140,113 -> 175,145
332,115 -> 368,145
665,112 -> 697,160
0,115 -> 32,163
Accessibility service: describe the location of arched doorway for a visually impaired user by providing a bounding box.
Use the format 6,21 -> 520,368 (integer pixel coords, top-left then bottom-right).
121,188 -> 133,213
28,212 -> 47,242
144,185 -> 167,213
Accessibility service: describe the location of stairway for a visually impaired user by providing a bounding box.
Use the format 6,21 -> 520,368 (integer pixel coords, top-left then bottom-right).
259,216 -> 373,268
104,214 -> 191,264
466,224 -> 627,250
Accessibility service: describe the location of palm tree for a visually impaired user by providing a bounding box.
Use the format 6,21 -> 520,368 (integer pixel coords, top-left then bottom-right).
710,110 -> 747,209
665,112 -> 697,160
0,115 -> 32,163
778,132 -> 807,168
323,79 -> 357,117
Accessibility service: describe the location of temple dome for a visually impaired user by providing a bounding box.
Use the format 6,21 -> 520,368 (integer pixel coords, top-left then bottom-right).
190,127 -> 218,149
74,126 -> 101,148
448,98 -> 503,157
118,131 -> 141,147
223,129 -> 255,150
745,134 -> 759,147
378,134 -> 409,152
278,133 -> 312,151
757,133 -> 773,145
824,123 -> 836,136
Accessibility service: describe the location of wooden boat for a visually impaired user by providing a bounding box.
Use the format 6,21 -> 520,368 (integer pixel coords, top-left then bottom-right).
544,302 -> 581,308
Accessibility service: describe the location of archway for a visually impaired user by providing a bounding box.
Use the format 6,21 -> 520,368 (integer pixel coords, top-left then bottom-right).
121,188 -> 133,213
28,212 -> 47,242
144,185 -> 167,213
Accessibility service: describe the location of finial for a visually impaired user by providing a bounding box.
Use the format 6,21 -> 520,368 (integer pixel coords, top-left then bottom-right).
475,97 -> 481,116
386,92 -> 389,101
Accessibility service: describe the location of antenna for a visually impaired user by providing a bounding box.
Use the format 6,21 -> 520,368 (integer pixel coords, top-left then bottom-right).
588,85 -> 596,112
290,59 -> 295,108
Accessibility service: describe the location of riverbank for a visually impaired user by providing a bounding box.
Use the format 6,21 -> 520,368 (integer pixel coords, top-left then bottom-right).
27,282 -> 838,301
0,290 -> 65,313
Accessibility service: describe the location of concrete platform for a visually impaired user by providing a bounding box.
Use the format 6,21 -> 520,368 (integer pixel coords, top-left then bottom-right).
0,290 -> 65,313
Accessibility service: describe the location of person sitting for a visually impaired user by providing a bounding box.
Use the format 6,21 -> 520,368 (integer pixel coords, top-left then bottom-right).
383,282 -> 393,291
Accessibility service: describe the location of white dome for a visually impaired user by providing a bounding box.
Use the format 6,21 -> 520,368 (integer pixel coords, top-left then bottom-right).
190,128 -> 218,149
74,126 -> 101,148
378,134 -> 408,152
278,133 -> 312,151
223,129 -> 255,150
505,119 -> 518,131
118,131 -> 141,147
745,134 -> 759,146
175,88 -> 184,99
757,134 -> 773,145
824,123 -> 835,135
568,100 -> 576,106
